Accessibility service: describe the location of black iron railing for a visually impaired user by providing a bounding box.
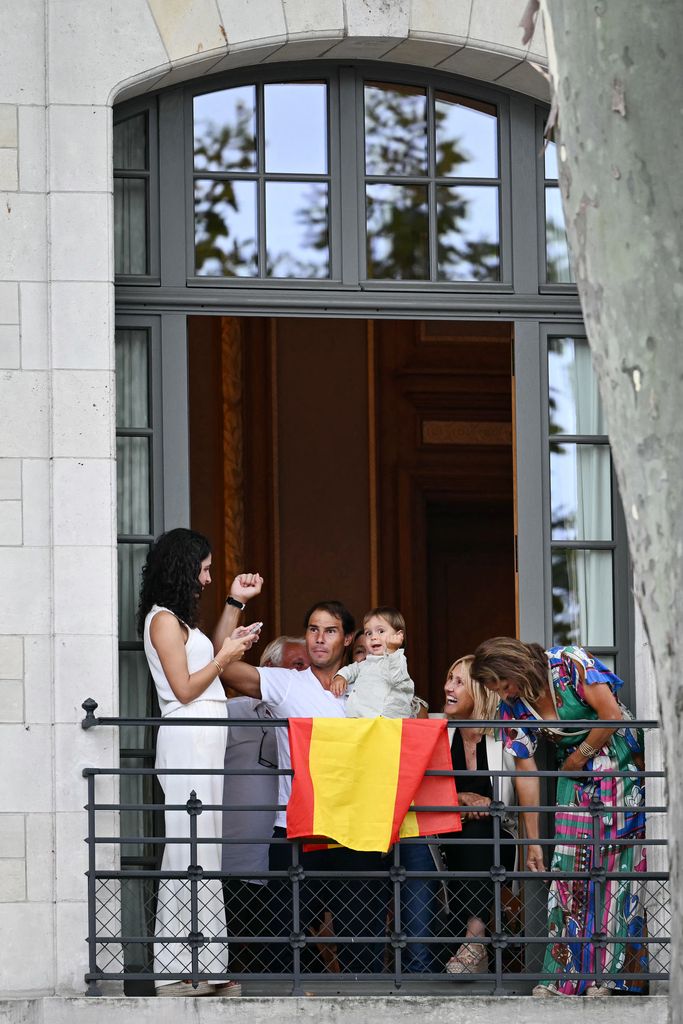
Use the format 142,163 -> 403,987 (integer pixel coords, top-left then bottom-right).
81,699 -> 669,996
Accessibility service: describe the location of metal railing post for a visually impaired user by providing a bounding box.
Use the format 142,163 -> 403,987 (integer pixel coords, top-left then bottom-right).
186,790 -> 204,988
83,770 -> 103,995
289,840 -> 305,994
490,772 -> 507,995
389,843 -> 405,986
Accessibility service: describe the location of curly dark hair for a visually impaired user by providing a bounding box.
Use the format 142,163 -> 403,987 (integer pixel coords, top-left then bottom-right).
136,528 -> 212,635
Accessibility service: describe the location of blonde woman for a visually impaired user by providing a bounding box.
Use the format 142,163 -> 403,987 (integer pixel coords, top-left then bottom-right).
442,656 -> 524,975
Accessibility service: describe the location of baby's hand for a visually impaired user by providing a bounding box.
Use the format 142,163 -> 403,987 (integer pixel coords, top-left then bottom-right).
386,630 -> 404,653
330,674 -> 348,697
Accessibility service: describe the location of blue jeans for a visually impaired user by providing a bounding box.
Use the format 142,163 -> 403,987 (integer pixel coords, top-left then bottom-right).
392,841 -> 439,973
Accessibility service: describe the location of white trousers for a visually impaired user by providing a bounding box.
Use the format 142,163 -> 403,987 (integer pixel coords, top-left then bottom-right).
154,700 -> 228,985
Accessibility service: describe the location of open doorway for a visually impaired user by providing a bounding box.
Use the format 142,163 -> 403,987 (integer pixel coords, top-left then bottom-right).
188,316 -> 516,711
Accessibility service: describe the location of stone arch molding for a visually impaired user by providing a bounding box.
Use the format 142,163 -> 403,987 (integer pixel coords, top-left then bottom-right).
107,0 -> 549,106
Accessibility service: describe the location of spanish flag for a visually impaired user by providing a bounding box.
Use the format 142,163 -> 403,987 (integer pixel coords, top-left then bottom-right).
287,718 -> 460,853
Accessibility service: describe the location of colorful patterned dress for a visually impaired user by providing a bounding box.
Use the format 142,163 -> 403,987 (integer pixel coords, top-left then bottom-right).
498,645 -> 647,994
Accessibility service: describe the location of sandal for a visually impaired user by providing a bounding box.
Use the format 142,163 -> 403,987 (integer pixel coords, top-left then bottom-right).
155,981 -> 214,996
532,984 -> 561,997
212,980 -> 242,997
585,985 -> 613,998
445,942 -> 488,975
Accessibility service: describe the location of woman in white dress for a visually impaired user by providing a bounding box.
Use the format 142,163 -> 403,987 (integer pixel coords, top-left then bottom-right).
137,528 -> 259,997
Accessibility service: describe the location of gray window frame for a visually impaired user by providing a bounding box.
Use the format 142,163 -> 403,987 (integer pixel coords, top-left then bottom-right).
113,98 -> 160,285
535,106 -> 577,295
118,62 -> 528,299
539,323 -> 633,695
113,63 -> 633,690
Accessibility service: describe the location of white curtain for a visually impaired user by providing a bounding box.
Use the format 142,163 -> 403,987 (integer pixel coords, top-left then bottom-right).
572,341 -> 613,647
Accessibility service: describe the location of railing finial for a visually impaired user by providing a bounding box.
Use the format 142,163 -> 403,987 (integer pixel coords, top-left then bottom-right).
81,698 -> 99,729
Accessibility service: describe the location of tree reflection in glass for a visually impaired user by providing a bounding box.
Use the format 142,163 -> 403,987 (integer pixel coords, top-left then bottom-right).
435,93 -> 497,178
194,87 -> 259,276
437,185 -> 500,281
364,83 -> 428,176
546,186 -> 573,283
544,143 -> 574,283
194,179 -> 258,276
366,184 -> 429,280
194,86 -> 256,172
266,181 -> 329,278
364,83 -> 499,281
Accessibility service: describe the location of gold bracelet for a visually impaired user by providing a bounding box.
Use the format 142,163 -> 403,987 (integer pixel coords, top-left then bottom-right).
578,740 -> 599,758
213,658 -> 224,675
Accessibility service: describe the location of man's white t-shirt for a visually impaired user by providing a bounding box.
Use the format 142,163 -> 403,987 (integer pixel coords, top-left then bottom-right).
258,666 -> 346,828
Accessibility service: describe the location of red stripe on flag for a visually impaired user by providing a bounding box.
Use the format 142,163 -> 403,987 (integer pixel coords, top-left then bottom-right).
389,719 -> 449,845
411,725 -> 461,837
286,718 -> 315,838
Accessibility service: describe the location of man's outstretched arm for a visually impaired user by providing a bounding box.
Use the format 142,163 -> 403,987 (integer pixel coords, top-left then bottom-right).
220,660 -> 262,700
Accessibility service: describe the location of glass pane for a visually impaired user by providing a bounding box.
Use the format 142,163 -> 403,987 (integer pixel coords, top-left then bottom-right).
364,83 -> 428,177
264,83 -> 327,174
366,183 -> 429,280
545,139 -> 559,180
595,653 -> 615,671
194,179 -> 258,277
552,548 -> 614,648
114,178 -> 147,275
545,186 -> 574,283
437,185 -> 500,281
117,436 -> 151,535
114,114 -> 147,170
551,444 -> 612,541
118,543 -> 148,643
193,86 -> 256,172
548,337 -> 606,436
119,649 -> 154,747
435,93 -> 498,178
265,181 -> 329,278
115,329 -> 149,428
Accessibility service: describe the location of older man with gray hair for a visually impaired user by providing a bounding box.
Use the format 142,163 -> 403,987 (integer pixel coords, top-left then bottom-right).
260,635 -> 309,672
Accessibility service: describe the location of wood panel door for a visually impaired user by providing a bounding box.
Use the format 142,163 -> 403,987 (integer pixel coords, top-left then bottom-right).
373,320 -> 516,711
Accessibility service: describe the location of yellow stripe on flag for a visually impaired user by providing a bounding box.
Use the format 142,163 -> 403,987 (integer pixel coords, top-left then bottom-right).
398,806 -> 419,838
309,718 -> 402,851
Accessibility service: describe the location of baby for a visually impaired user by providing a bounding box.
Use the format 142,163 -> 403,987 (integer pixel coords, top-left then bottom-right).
330,606 -> 414,718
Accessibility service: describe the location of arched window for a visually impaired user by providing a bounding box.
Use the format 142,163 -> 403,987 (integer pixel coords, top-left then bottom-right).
113,63 -> 626,693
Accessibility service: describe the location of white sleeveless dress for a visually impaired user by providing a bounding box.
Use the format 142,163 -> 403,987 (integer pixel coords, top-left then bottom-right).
144,605 -> 229,987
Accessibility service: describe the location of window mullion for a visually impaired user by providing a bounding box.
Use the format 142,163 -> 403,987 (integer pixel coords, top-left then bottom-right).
158,89 -> 188,288
256,82 -> 267,277
427,85 -> 437,281
338,67 -> 360,287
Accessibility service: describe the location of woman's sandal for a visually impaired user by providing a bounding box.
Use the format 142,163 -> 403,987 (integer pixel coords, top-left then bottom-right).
212,980 -> 242,997
445,942 -> 488,975
155,981 -> 214,996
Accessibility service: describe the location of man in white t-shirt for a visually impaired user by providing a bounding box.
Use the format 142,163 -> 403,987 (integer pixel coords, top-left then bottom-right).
220,601 -> 388,973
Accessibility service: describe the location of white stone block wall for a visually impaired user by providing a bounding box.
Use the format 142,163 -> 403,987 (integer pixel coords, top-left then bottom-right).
0,0 -> 560,1003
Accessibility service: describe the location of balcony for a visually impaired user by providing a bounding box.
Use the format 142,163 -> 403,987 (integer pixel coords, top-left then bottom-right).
81,702 -> 670,1001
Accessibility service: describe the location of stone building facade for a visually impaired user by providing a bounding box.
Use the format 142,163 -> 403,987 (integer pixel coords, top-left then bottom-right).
0,1 -> 663,1019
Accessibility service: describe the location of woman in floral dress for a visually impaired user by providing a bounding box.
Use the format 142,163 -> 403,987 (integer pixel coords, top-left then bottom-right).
471,638 -> 647,997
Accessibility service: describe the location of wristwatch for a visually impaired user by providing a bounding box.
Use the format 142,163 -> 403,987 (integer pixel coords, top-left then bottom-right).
225,595 -> 245,610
